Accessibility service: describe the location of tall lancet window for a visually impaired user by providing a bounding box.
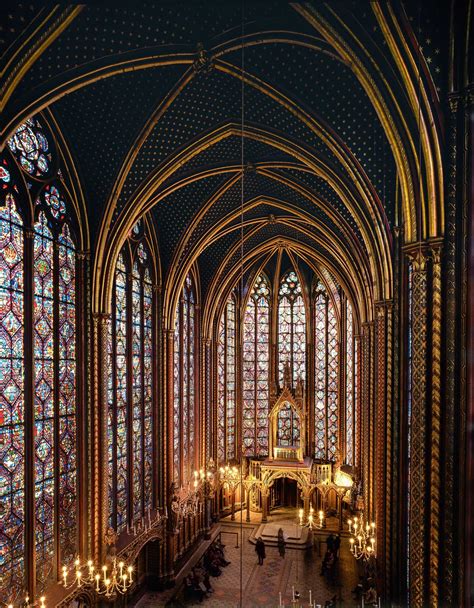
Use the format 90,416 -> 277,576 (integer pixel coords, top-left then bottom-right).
314,280 -> 339,460
242,275 -> 270,456
173,274 -> 196,484
345,299 -> 355,465
108,229 -> 155,533
217,296 -> 236,462
1,120 -> 81,601
278,270 -> 306,385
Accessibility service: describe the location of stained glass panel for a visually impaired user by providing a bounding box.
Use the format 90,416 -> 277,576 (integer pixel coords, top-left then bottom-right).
8,118 -> 51,177
314,291 -> 326,459
143,271 -> 153,511
217,313 -> 226,462
278,271 -> 306,385
173,304 -> 180,482
131,264 -> 142,520
225,299 -> 236,461
58,223 -> 77,564
277,402 -> 300,447
327,301 -> 338,459
345,300 -> 354,465
313,280 -> 339,461
0,193 -> 25,601
33,212 -> 55,591
115,254 -> 128,530
243,275 -> 269,456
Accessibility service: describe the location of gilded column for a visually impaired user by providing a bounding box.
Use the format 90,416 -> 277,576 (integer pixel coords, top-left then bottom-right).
91,313 -> 110,563
407,249 -> 428,606
429,244 -> 442,606
91,313 -> 101,564
99,314 -> 111,561
374,302 -> 387,590
164,328 -> 176,578
442,94 -> 459,605
384,303 -> 393,592
361,322 -> 371,514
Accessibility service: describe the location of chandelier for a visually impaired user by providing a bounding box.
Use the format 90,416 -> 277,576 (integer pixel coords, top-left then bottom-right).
298,505 -> 324,529
348,514 -> 376,560
61,556 -> 134,598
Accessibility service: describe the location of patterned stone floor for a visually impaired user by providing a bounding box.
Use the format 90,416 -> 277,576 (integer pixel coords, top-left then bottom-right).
137,511 -> 360,608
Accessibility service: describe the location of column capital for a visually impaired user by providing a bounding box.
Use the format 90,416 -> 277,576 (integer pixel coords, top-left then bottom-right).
404,246 -> 429,271
447,93 -> 461,113
76,249 -> 90,261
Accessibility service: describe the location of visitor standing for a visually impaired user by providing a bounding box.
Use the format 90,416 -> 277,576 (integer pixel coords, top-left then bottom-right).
277,527 -> 286,558
255,537 -> 266,565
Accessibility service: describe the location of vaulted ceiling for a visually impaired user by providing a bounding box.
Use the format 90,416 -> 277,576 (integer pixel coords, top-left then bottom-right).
1,2 -> 448,326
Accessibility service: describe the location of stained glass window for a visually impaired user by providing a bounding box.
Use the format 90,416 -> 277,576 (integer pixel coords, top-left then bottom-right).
8,118 -> 51,177
115,253 -> 128,531
217,296 -> 236,462
278,270 -> 306,385
57,223 -> 77,567
277,402 -> 300,447
242,275 -> 270,456
345,300 -> 354,465
143,270 -> 153,512
108,235 -> 155,531
0,192 -> 25,601
314,280 -> 339,460
1,121 -> 80,602
131,262 -> 143,520
173,274 -> 196,484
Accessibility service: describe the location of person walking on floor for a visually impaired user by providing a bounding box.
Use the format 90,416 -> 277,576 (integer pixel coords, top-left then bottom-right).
255,537 -> 266,565
277,527 -> 286,558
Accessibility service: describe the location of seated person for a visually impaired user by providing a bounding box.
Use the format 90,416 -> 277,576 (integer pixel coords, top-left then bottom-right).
365,585 -> 378,605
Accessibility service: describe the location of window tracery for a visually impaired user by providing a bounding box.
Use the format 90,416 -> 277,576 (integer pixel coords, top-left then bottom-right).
108,231 -> 155,532
242,275 -> 270,456
278,270 -> 306,385
217,296 -> 236,462
173,273 -> 197,484
314,279 -> 339,460
0,116 -> 81,602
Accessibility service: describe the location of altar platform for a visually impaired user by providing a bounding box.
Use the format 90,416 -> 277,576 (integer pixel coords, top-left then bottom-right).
248,519 -> 312,549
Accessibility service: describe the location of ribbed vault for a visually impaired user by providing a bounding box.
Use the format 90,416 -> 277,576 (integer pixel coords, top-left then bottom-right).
1,1 -> 446,341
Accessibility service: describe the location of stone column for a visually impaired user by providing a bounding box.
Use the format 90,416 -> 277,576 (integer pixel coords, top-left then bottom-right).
374,302 -> 388,593
261,489 -> 269,523
406,249 -> 429,606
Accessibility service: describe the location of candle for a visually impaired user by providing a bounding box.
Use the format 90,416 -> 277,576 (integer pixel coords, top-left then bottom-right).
123,573 -> 128,591
292,585 -> 295,601
378,597 -> 381,608
62,565 -> 68,585
309,590 -> 312,604
348,519 -> 352,532
128,565 -> 133,583
95,573 -> 100,591
279,591 -> 282,606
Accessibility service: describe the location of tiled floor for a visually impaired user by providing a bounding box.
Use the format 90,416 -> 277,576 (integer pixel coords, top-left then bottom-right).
138,510 -> 360,608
